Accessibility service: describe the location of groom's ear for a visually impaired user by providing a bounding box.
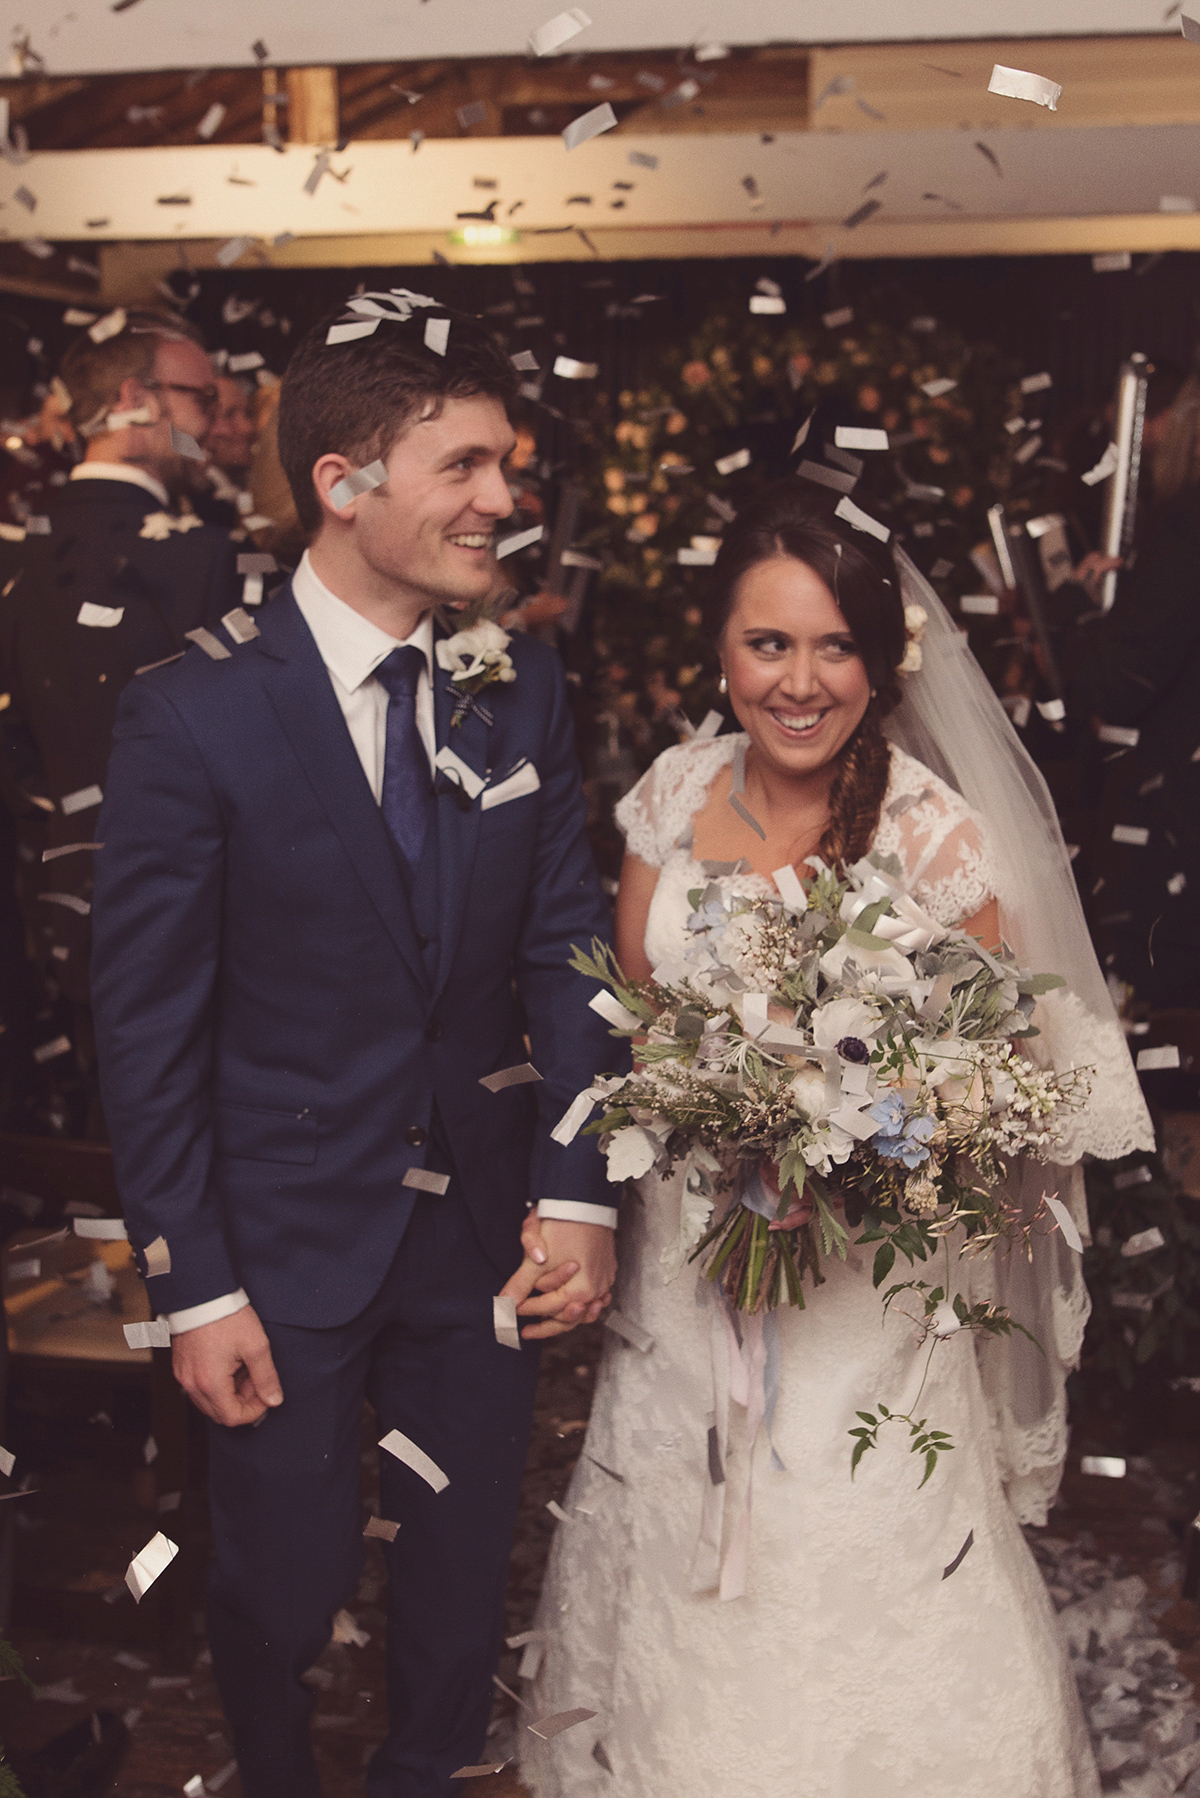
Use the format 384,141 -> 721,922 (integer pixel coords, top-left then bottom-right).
312,453 -> 354,520
311,452 -> 384,527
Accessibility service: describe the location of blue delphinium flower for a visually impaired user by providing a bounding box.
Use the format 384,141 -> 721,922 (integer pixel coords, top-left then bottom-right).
873,1109 -> 938,1168
868,1094 -> 906,1139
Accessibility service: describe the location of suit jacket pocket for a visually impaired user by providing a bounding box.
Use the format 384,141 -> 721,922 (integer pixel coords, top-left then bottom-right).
214,1101 -> 318,1165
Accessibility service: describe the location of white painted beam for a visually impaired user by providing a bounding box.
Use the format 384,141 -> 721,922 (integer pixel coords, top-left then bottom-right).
0,0 -> 1178,79
4,126 -> 1200,249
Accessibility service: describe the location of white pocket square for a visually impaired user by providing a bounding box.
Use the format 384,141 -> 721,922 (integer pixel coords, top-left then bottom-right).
480,763 -> 541,811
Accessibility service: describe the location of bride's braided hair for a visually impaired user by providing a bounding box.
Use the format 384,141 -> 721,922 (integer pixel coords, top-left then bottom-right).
706,483 -> 906,870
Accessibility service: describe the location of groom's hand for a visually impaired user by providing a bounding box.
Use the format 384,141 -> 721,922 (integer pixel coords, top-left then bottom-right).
500,1216 -> 617,1341
172,1306 -> 284,1428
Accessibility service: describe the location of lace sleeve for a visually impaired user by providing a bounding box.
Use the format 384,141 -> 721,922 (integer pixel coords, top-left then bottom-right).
910,812 -> 996,927
873,751 -> 997,927
613,739 -> 737,869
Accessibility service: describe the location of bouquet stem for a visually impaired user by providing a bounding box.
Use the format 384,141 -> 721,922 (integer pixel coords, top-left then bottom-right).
694,1204 -> 818,1313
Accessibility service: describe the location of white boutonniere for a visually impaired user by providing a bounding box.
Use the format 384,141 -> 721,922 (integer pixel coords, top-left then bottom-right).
435,620 -> 516,727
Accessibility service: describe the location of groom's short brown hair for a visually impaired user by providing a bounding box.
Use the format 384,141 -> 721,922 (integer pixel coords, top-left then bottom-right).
277,300 -> 519,535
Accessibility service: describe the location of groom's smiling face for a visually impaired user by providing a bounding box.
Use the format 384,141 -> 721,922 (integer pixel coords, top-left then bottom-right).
343,393 -> 517,614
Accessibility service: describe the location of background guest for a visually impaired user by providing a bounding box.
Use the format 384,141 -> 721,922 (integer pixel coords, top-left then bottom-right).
0,310 -> 240,1135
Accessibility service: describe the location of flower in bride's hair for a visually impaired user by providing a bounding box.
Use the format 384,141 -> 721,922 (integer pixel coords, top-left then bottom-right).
898,602 -> 927,676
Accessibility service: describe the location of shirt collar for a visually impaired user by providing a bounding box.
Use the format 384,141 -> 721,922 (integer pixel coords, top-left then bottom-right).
292,550 -> 434,695
70,461 -> 170,508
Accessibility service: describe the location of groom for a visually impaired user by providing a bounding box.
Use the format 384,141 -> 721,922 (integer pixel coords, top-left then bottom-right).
90,298 -> 622,1795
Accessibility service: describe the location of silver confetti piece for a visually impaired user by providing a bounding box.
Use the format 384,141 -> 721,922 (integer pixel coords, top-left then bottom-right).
379,1427 -> 449,1492
364,1515 -> 400,1542
124,1319 -> 171,1350
402,1168 -> 451,1195
221,608 -> 260,645
529,7 -> 591,56
61,783 -> 103,814
496,524 -> 544,559
604,1310 -> 654,1353
987,64 -> 1062,110
528,1708 -> 597,1740
480,1063 -> 542,1094
834,496 -> 890,543
562,103 -> 616,150
143,1235 -> 171,1276
185,627 -> 232,662
941,1528 -> 974,1578
329,458 -> 388,509
493,1295 -> 521,1351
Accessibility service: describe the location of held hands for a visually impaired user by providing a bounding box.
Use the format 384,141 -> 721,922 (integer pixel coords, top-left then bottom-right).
172,1305 -> 284,1428
500,1215 -> 617,1341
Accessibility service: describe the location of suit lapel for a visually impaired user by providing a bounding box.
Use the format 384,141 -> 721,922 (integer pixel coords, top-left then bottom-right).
255,589 -> 428,993
432,637 -> 486,1001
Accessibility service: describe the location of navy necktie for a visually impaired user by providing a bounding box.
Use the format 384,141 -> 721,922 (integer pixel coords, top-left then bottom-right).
374,645 -> 432,870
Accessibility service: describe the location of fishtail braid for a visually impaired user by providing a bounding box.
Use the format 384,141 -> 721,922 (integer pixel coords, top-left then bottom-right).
817,703 -> 892,870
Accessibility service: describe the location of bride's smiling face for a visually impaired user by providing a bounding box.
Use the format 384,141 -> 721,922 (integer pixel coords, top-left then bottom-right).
720,555 -> 872,776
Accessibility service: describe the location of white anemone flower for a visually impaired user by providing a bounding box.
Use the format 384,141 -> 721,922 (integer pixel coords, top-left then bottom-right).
811,996 -> 884,1056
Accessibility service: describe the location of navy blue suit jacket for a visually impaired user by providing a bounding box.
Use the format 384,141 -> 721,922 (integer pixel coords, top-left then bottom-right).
90,587 -> 623,1328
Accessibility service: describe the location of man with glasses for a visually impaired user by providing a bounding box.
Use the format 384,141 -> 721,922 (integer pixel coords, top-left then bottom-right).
0,310 -> 240,1135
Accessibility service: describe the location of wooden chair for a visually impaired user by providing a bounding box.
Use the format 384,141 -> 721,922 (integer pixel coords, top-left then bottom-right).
2,1132 -> 200,1668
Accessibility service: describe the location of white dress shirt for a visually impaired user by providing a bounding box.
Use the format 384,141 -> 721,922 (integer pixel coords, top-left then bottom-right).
70,461 -> 170,508
292,550 -> 436,791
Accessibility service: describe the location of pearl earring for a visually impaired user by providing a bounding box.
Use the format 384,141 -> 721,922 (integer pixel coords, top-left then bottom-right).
718,674 -> 728,695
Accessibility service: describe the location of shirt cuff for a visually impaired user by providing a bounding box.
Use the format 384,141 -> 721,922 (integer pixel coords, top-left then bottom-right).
537,1199 -> 619,1230
166,1288 -> 251,1336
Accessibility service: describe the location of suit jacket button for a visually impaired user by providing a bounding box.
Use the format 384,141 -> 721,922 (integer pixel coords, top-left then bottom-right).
425,1020 -> 442,1043
405,1125 -> 427,1148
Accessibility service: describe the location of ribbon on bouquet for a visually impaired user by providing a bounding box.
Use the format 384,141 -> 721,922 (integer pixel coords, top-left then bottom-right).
689,1170 -> 788,1603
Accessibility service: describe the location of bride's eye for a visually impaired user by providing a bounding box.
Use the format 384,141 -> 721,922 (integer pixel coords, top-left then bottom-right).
821,636 -> 859,659
745,633 -> 788,655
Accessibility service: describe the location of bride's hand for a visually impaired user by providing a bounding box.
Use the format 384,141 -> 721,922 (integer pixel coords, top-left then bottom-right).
500,1213 -> 615,1339
761,1158 -> 815,1232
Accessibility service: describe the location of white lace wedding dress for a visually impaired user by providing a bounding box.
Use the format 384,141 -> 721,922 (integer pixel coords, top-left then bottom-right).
518,735 -> 1099,1798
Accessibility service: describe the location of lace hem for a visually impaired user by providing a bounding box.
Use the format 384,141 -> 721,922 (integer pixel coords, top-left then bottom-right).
1037,988 -> 1154,1163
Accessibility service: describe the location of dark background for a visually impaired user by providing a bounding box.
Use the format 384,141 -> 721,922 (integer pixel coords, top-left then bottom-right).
4,246 -> 1200,419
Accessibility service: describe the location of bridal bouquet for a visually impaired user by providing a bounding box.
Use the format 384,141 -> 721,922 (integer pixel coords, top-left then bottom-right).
570,853 -> 1089,1321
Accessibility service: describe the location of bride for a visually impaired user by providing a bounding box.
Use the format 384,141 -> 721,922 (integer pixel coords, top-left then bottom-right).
517,483 -> 1152,1798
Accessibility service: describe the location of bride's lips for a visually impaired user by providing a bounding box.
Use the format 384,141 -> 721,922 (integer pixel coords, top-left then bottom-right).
765,704 -> 831,744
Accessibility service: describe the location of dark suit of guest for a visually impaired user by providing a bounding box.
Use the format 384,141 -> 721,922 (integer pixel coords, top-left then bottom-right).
90,568 -> 622,1796
1050,490 -> 1200,1005
0,468 -> 238,1129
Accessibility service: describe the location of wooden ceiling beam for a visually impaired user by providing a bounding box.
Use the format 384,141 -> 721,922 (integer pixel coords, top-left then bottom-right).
285,68 -> 339,145
3,34 -> 1197,157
